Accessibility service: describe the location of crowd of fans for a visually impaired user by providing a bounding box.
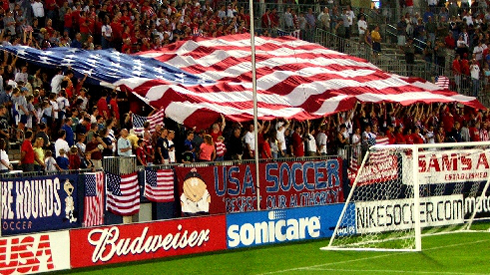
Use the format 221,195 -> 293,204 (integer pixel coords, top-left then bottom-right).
0,0 -> 488,173
0,0 -> 255,52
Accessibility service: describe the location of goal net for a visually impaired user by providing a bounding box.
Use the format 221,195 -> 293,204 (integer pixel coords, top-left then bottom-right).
323,142 -> 490,252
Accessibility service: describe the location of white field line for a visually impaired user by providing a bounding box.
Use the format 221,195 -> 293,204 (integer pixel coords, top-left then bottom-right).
302,268 -> 489,275
258,238 -> 490,275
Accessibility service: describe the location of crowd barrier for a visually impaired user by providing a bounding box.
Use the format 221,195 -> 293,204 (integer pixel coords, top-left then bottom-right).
2,151 -> 490,273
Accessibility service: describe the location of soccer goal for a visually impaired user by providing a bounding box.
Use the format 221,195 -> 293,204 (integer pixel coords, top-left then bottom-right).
322,142 -> 490,252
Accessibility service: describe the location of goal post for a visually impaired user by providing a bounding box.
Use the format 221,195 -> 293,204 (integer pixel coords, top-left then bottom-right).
322,141 -> 490,252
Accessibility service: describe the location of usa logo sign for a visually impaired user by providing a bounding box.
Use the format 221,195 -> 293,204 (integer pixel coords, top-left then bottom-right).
0,231 -> 70,274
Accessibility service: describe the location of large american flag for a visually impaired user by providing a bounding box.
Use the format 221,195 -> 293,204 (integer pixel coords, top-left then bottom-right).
1,35 -> 484,129
83,172 -> 105,227
106,172 -> 140,216
144,168 -> 175,202
132,109 -> 165,136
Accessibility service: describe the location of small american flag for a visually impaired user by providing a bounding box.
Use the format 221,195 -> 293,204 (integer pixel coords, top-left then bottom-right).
132,109 -> 165,136
435,76 -> 450,89
83,172 -> 105,227
106,172 -> 140,216
144,168 -> 175,202
277,29 -> 301,39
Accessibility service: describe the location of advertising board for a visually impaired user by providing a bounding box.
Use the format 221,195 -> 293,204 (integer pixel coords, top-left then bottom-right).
226,204 -> 344,249
1,174 -> 80,236
402,150 -> 490,185
69,215 -> 227,268
175,158 -> 344,215
355,195 -> 464,233
0,231 -> 70,274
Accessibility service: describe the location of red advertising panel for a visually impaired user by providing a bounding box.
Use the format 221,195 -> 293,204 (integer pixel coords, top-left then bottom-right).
175,158 -> 344,215
69,215 -> 227,268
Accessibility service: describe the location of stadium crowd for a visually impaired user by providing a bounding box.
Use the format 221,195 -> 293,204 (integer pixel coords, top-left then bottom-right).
0,0 -> 487,173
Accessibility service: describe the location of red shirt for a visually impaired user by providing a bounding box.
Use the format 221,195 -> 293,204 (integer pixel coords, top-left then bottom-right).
445,35 -> 455,49
79,16 -> 89,33
461,59 -> 470,75
111,21 -> 123,39
412,133 -> 424,144
292,132 -> 304,157
97,97 -> 110,119
405,134 -> 414,144
45,0 -> 56,10
386,130 -> 396,144
442,113 -> 454,133
136,146 -> 147,165
109,98 -> 119,120
453,59 -> 461,74
64,13 -> 73,28
261,140 -> 272,159
469,126 -> 481,141
69,154 -> 81,169
21,140 -> 35,164
395,132 -> 406,144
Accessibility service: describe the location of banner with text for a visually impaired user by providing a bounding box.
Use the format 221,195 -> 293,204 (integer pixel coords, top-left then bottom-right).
402,149 -> 490,185
1,174 -> 80,236
69,215 -> 227,268
463,191 -> 490,220
0,231 -> 71,274
226,204 -> 344,249
174,158 -> 344,215
355,195 -> 464,234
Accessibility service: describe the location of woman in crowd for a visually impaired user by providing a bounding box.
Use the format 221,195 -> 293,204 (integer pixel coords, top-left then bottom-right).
199,134 -> 215,162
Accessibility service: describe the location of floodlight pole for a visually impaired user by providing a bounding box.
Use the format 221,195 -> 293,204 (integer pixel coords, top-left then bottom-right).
249,0 -> 261,211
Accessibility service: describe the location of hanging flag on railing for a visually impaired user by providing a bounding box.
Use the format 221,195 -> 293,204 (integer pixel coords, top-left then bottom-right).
144,168 -> 175,202
83,172 -> 105,227
106,172 -> 140,216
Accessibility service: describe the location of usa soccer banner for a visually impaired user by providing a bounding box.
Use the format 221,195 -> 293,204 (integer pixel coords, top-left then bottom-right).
1,174 -> 80,236
174,158 -> 344,215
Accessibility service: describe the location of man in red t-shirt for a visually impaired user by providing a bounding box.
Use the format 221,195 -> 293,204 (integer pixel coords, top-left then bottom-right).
110,91 -> 120,122
97,91 -> 110,120
292,125 -> 305,157
21,131 -> 36,172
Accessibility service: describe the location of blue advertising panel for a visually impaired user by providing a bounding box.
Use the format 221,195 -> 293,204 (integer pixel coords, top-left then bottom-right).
1,174 -> 80,235
226,204 -> 344,249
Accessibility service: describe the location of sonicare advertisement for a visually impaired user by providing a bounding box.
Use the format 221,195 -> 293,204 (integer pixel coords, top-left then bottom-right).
226,204 -> 344,249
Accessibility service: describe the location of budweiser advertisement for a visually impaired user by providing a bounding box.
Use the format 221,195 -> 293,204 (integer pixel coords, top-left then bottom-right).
0,231 -> 70,274
70,215 -> 227,268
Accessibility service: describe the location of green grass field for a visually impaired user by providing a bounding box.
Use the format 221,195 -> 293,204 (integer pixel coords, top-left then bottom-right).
61,229 -> 490,275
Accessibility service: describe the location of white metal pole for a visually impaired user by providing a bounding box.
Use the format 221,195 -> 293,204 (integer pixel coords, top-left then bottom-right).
412,145 -> 422,251
249,0 -> 261,211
